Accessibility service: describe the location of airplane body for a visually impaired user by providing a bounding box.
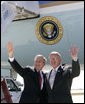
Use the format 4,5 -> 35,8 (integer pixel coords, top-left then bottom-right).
1,1 -> 84,68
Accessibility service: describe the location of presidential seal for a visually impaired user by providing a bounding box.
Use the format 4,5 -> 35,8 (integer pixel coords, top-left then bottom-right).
35,16 -> 63,45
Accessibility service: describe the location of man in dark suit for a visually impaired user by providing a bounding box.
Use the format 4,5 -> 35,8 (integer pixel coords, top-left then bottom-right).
46,46 -> 80,103
6,42 -> 47,103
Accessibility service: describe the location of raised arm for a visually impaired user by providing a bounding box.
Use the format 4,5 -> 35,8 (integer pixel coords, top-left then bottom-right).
69,45 -> 80,78
6,42 -> 26,77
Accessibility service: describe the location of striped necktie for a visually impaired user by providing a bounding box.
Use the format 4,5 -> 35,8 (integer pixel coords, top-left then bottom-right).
38,71 -> 42,89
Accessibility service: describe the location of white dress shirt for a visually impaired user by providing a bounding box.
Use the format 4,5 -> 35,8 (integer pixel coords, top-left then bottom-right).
9,57 -> 14,62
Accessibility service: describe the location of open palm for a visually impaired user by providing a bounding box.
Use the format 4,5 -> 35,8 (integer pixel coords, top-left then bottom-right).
6,42 -> 14,58
69,45 -> 79,59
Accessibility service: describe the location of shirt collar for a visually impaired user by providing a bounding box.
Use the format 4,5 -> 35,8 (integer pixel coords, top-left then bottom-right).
53,64 -> 61,72
36,70 -> 42,75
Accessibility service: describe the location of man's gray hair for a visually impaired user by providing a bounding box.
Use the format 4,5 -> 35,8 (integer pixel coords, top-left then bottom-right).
49,51 -> 61,57
34,54 -> 47,64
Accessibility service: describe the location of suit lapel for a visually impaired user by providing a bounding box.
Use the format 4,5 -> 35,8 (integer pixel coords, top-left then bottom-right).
52,66 -> 63,89
46,78 -> 51,91
46,70 -> 53,90
34,69 -> 40,90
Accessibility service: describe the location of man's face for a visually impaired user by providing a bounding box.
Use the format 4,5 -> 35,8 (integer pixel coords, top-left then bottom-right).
49,54 -> 61,69
34,57 -> 45,71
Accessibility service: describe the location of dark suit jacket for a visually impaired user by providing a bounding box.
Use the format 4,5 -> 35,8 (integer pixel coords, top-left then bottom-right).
46,60 -> 80,103
8,59 -> 47,103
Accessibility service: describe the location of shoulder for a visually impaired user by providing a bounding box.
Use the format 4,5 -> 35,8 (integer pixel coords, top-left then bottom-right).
23,65 -> 35,72
61,64 -> 72,76
62,64 -> 72,70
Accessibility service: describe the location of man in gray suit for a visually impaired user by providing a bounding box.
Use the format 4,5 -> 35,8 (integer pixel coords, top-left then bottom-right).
46,46 -> 80,103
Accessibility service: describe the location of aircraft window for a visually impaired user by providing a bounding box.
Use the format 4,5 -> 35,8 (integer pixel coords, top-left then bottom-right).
6,79 -> 19,91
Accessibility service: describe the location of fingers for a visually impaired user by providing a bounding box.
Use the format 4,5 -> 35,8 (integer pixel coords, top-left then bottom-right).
6,42 -> 14,53
73,45 -> 77,52
6,42 -> 14,58
69,45 -> 80,57
70,46 -> 79,53
7,42 -> 13,48
77,48 -> 80,53
69,47 -> 73,55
